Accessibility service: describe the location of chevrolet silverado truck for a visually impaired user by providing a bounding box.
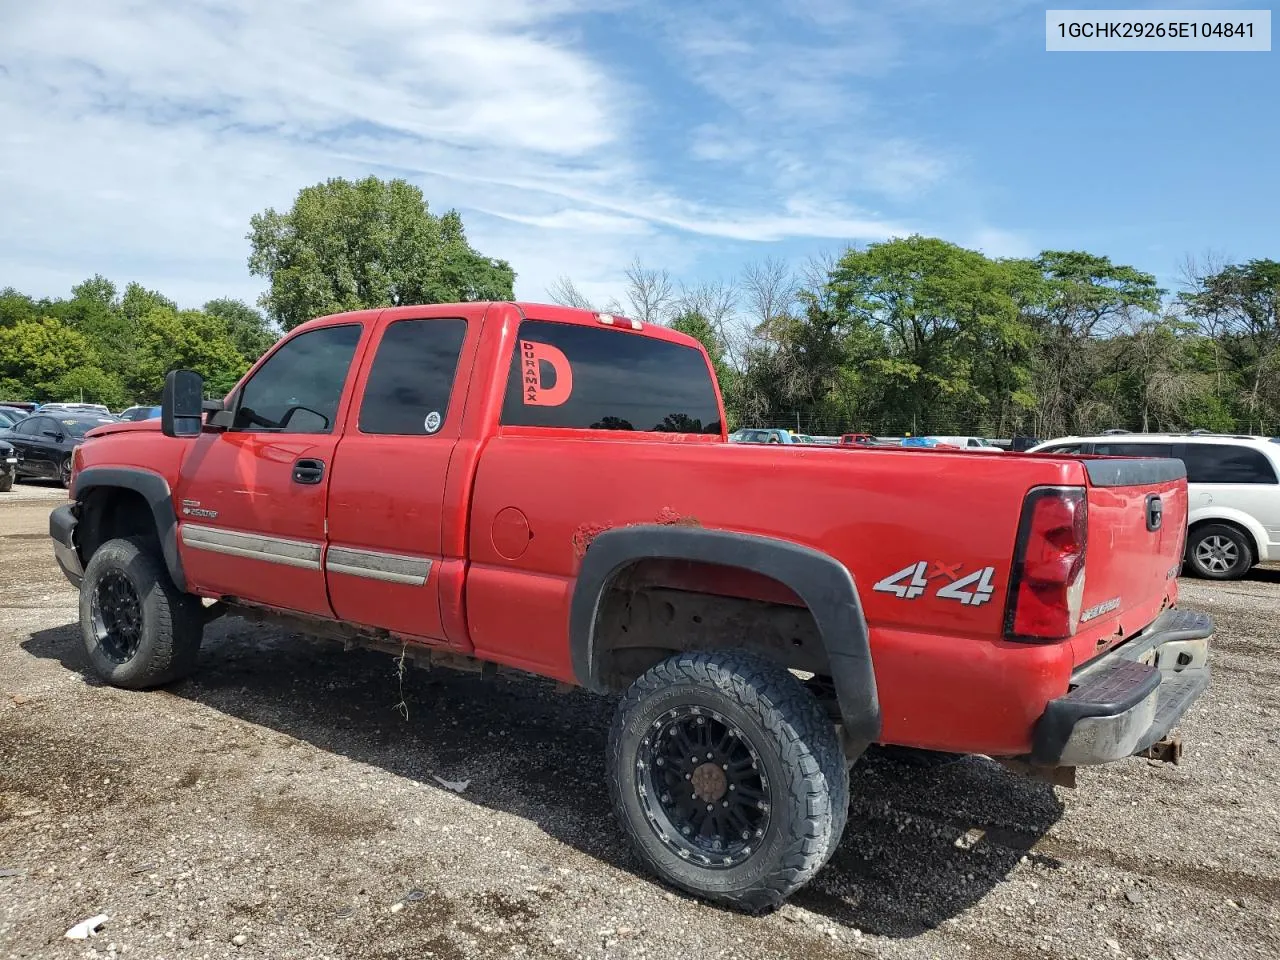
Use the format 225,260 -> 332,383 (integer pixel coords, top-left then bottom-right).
48,301 -> 1213,912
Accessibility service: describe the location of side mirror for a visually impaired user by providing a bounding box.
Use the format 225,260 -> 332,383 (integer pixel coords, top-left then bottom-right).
42,430 -> 64,441
161,369 -> 205,438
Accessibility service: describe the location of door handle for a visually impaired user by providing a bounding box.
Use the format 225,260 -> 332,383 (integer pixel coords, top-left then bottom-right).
292,458 -> 325,485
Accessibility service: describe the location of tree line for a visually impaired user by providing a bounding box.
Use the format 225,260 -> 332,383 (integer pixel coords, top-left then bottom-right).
553,242 -> 1280,439
3,175 -> 1276,440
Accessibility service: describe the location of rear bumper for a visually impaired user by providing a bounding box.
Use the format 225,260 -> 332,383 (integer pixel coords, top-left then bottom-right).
49,503 -> 83,588
1031,609 -> 1212,766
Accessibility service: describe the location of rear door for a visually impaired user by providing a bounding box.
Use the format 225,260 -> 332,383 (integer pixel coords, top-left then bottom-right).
323,306 -> 484,642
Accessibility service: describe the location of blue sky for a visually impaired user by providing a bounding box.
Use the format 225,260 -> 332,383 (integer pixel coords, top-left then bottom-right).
0,1 -> 1274,313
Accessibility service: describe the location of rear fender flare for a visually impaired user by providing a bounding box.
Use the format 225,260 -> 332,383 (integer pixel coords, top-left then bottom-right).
75,467 -> 187,592
568,524 -> 881,747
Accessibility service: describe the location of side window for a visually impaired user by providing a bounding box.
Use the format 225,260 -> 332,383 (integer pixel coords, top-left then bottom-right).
500,320 -> 722,434
1041,443 -> 1083,454
966,438 -> 981,447
1182,444 -> 1278,484
234,324 -> 363,434
14,417 -> 45,436
1093,442 -> 1174,458
358,318 -> 468,435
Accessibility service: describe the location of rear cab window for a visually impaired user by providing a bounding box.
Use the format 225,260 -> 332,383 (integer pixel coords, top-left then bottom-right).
500,320 -> 722,435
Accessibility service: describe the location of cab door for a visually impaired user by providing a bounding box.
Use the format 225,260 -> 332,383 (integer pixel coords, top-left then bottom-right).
323,306 -> 484,642
174,321 -> 366,617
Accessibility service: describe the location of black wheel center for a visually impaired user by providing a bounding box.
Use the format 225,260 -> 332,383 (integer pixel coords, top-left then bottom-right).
92,571 -> 143,664
635,706 -> 772,869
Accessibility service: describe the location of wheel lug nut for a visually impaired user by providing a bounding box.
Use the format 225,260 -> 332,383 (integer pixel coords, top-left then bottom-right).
656,758 -> 664,766
722,801 -> 729,808
722,764 -> 728,770
729,785 -> 735,791
696,717 -> 704,725
685,774 -> 691,780
741,831 -> 749,840
706,752 -> 713,759
706,804 -> 713,811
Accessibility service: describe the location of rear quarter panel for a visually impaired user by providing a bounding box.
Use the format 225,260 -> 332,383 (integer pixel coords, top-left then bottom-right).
466,438 -> 1090,754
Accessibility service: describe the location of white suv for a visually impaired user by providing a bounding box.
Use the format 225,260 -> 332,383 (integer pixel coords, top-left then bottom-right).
1029,433 -> 1280,581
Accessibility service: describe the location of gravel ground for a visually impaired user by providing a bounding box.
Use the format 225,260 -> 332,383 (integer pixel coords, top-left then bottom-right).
2,482 -> 1278,960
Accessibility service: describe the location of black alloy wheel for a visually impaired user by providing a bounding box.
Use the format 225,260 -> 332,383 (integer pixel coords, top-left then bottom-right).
636,706 -> 772,868
91,570 -> 144,663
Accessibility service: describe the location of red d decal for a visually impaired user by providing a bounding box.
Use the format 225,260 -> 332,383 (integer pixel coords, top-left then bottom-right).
521,340 -> 573,407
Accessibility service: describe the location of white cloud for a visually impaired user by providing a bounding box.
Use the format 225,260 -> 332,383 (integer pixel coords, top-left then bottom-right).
0,0 -> 1026,310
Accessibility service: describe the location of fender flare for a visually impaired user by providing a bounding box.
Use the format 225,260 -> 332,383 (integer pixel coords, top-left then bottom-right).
569,524 -> 881,747
74,467 -> 187,592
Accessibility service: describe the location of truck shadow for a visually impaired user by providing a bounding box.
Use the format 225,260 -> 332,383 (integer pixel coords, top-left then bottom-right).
22,618 -> 1064,938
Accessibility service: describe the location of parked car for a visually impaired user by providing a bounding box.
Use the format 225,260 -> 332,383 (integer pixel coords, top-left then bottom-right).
1029,433 -> 1280,580
839,433 -> 876,446
40,402 -> 113,417
927,435 -> 1005,452
118,405 -> 162,422
2,411 -> 118,486
0,439 -> 16,491
50,300 -> 1212,912
0,401 -> 38,413
728,428 -> 799,444
0,406 -> 30,428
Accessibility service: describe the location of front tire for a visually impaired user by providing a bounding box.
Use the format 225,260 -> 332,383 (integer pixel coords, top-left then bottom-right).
0,473 -> 11,492
59,455 -> 73,488
607,651 -> 849,913
79,538 -> 204,688
1186,523 -> 1253,580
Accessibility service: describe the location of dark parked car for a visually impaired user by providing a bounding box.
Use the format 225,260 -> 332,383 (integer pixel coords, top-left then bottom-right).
117,405 -> 161,422
0,439 -> 15,491
1,412 -> 118,487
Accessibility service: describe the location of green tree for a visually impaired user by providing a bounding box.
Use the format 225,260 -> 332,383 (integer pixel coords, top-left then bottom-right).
1179,259 -> 1280,430
247,176 -> 516,330
1024,251 -> 1162,437
203,298 -> 278,363
134,308 -> 250,399
0,317 -> 98,400
827,235 -> 1035,434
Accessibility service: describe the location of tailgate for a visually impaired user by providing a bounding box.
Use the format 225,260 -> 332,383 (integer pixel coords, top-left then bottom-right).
1070,457 -> 1188,666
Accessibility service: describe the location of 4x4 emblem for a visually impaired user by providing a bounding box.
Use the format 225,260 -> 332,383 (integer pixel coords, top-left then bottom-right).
873,561 -> 997,606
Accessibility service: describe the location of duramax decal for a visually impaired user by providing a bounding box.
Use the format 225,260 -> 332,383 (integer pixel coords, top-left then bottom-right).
1079,597 -> 1121,622
181,499 -> 218,519
521,340 -> 573,407
874,560 -> 997,606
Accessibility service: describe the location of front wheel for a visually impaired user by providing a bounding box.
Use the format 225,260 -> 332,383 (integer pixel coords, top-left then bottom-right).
607,651 -> 849,913
59,455 -> 73,488
79,538 -> 205,688
1186,523 -> 1253,581
0,472 -> 11,492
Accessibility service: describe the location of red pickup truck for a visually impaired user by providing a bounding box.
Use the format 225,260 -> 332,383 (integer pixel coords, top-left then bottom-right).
49,301 -> 1213,912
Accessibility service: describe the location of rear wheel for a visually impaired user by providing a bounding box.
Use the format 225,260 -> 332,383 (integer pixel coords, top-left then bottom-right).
608,651 -> 848,913
79,538 -> 204,688
1186,523 -> 1252,581
59,455 -> 73,488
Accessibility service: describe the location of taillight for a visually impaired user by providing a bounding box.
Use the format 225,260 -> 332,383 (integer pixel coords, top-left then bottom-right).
1004,486 -> 1088,642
